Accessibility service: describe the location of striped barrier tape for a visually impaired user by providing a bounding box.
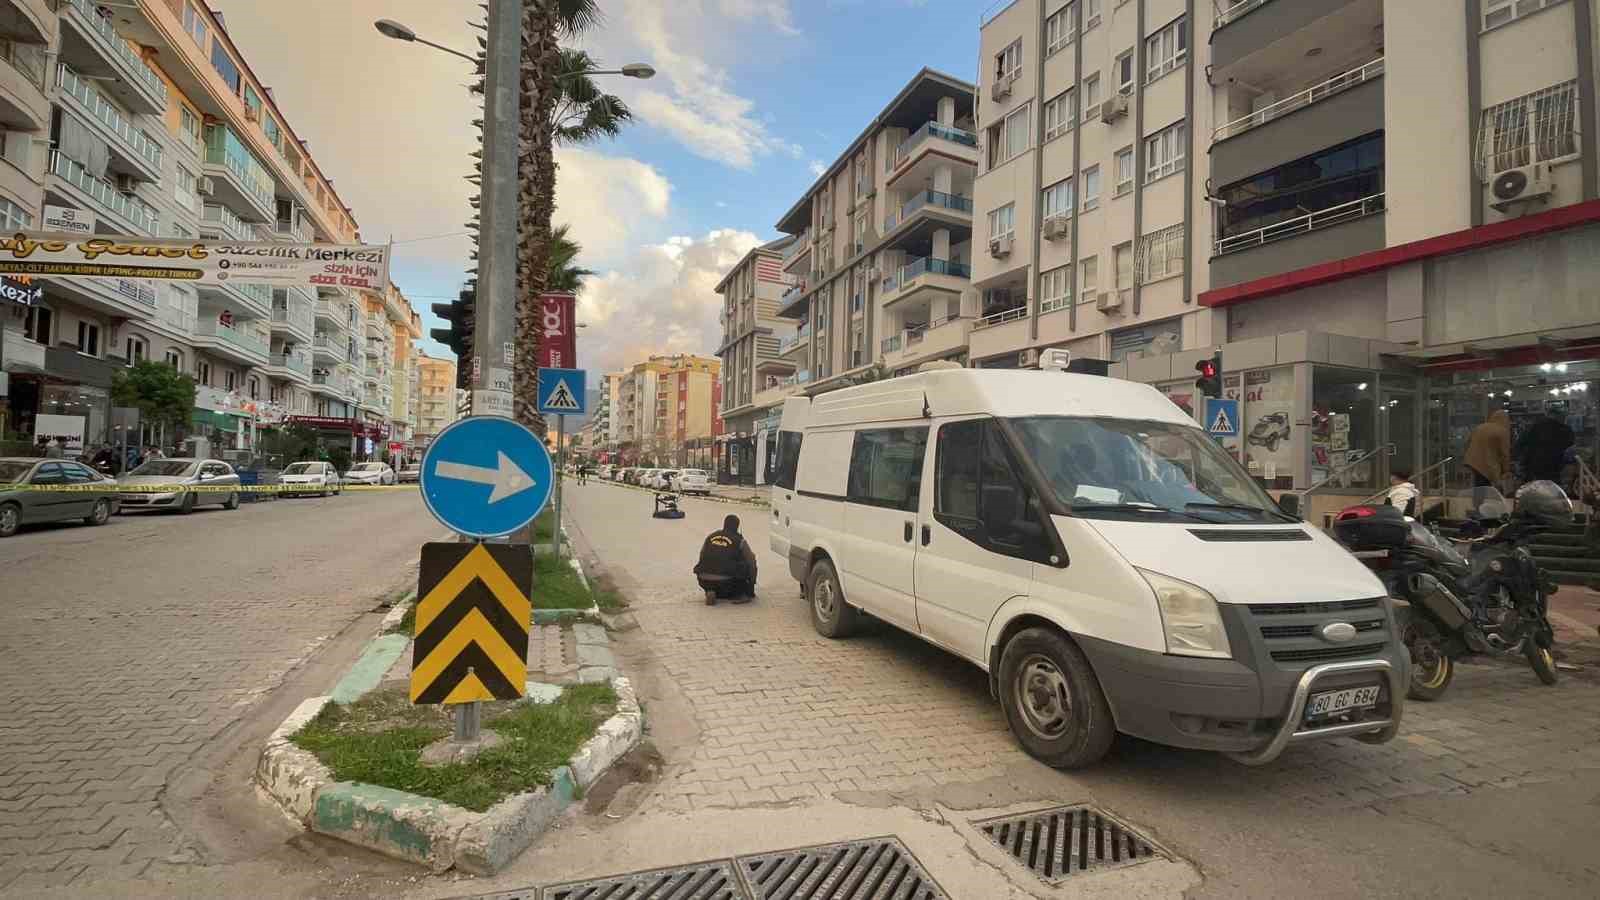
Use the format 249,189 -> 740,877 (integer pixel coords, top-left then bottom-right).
0,483 -> 420,494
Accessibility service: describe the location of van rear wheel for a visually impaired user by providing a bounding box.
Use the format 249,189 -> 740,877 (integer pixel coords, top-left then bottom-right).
807,559 -> 859,638
998,628 -> 1115,769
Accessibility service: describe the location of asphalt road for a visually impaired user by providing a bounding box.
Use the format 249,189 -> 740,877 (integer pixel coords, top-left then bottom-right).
0,488 -> 445,894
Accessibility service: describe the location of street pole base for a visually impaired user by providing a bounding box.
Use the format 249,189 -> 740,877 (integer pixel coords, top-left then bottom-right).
419,729 -> 506,767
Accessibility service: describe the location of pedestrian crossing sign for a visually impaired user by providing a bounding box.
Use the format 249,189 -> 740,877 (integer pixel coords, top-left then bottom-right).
1205,398 -> 1239,437
537,367 -> 587,415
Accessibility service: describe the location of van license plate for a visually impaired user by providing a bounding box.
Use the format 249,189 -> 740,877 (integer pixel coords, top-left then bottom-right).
1306,685 -> 1380,719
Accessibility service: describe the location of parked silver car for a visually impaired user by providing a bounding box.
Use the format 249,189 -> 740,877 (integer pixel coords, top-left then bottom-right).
117,458 -> 242,514
0,457 -> 120,538
279,461 -> 342,497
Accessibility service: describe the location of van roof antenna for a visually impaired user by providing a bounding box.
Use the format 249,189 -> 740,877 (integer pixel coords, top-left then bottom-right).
922,392 -> 932,419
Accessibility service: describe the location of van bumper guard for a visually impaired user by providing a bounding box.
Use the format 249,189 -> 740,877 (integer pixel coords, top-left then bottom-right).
1226,658 -> 1404,766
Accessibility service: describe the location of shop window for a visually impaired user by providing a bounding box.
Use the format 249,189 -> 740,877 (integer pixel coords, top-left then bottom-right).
1310,368 -> 1378,489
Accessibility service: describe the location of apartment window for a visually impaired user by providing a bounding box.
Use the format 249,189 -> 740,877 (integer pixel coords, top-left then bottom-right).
175,166 -> 198,211
988,203 -> 1016,239
1476,81 -> 1578,176
1040,265 -> 1073,313
1085,0 -> 1102,30
164,348 -> 182,369
183,1 -> 208,48
1137,224 -> 1185,283
987,105 -> 1032,169
846,427 -> 929,512
263,115 -> 281,151
1046,3 -> 1076,55
0,197 -> 31,231
76,321 -> 99,356
180,106 -> 202,155
1041,178 -> 1074,218
211,43 -> 242,94
1116,51 -> 1134,93
1113,242 -> 1133,290
124,336 -> 146,365
1081,165 -> 1101,211
1080,256 -> 1099,299
1483,0 -> 1567,30
1218,132 -> 1384,241
243,85 -> 263,120
1083,74 -> 1102,120
23,306 -> 50,344
995,40 -> 1022,84
225,370 -> 237,392
247,375 -> 260,401
1043,89 -> 1076,141
1114,146 -> 1134,195
1144,121 -> 1186,183
1145,17 -> 1188,83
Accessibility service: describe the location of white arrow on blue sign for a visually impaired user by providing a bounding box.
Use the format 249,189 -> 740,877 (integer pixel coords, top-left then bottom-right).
420,416 -> 554,538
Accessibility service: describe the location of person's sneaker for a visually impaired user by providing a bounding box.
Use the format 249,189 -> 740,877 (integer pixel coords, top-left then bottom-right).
704,589 -> 717,606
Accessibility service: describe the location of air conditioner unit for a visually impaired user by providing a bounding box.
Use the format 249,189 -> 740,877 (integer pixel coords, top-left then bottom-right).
1018,348 -> 1040,367
113,173 -> 138,195
1096,290 -> 1123,313
1100,94 -> 1129,124
1489,163 -> 1554,211
990,78 -> 1012,102
198,176 -> 216,197
988,234 -> 1013,258
1042,216 -> 1071,241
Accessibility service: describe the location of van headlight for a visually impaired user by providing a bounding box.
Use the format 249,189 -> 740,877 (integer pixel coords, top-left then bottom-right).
1138,569 -> 1233,659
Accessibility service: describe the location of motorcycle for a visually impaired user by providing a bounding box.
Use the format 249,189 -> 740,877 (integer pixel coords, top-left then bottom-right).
1332,481 -> 1570,700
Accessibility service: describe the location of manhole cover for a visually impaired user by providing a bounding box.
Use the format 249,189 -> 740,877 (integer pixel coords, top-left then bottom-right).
740,837 -> 947,900
975,806 -> 1162,884
541,859 -> 744,899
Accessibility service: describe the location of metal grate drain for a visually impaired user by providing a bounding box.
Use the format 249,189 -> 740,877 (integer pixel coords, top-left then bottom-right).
541,860 -> 745,899
740,837 -> 947,900
975,806 -> 1162,884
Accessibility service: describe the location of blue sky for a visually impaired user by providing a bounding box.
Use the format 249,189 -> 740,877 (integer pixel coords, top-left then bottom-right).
214,0 -> 982,379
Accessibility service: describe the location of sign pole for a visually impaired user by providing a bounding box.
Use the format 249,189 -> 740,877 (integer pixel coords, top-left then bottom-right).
472,0 -> 521,417
554,415 -> 565,563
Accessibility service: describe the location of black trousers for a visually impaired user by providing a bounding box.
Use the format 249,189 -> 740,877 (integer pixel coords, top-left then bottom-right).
698,574 -> 753,598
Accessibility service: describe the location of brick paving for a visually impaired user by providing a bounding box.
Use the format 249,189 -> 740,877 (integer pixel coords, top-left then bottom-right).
0,493 -> 443,892
567,482 -> 1600,817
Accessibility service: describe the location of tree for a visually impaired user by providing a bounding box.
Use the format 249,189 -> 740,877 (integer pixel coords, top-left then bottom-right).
548,48 -> 631,145
546,224 -> 592,293
111,361 -> 196,433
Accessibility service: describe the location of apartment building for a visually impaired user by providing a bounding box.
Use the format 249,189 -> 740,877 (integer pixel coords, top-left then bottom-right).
713,235 -> 797,481
414,352 -> 458,447
972,0 -> 1599,514
612,354 -> 721,465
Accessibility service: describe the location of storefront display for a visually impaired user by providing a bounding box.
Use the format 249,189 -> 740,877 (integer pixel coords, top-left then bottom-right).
1242,367 -> 1295,489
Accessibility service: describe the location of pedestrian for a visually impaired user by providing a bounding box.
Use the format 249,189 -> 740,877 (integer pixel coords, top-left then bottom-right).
1464,409 -> 1511,511
1386,468 -> 1419,516
1516,410 -> 1575,483
693,513 -> 758,606
43,437 -> 63,459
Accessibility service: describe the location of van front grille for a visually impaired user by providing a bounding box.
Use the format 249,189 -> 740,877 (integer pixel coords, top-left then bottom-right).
1249,598 -> 1383,616
1270,642 -> 1388,663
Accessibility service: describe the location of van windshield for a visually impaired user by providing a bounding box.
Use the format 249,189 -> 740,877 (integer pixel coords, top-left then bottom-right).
1010,416 -> 1290,524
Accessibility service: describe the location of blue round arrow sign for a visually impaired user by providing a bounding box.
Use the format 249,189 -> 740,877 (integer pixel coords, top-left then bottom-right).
419,416 -> 554,538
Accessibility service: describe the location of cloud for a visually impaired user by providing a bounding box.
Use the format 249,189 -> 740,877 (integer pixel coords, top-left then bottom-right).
808,160 -> 827,177
578,229 -> 763,377
552,148 -> 672,267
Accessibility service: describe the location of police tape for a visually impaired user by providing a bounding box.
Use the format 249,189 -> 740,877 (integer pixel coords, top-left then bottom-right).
0,483 -> 420,494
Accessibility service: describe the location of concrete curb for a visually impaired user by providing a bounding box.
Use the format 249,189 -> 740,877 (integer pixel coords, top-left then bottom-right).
531,549 -> 600,622
604,478 -> 769,508
378,600 -> 411,634
330,634 -> 409,704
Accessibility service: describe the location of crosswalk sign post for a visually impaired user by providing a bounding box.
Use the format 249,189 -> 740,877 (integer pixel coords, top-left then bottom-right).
1205,397 -> 1240,440
538,369 -> 587,565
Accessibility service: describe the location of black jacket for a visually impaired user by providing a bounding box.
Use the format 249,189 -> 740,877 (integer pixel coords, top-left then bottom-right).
694,529 -> 756,579
1517,417 -> 1574,481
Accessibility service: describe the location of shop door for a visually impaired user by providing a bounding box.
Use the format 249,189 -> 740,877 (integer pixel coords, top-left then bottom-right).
1380,389 -> 1417,483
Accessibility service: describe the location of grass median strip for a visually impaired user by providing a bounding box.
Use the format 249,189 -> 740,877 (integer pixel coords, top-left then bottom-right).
291,683 -> 617,813
533,552 -> 592,610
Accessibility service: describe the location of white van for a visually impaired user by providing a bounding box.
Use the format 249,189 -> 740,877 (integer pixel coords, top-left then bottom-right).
770,370 -> 1405,768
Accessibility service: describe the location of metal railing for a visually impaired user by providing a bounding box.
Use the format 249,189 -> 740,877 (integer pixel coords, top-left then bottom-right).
194,321 -> 267,356
57,64 -> 163,171
1216,0 -> 1277,29
201,203 -> 252,242
893,257 -> 972,294
1303,444 -> 1395,499
1215,193 -> 1386,256
0,38 -> 46,90
268,353 -> 312,376
272,303 -> 314,333
895,121 -> 979,167
974,305 -> 1028,329
48,149 -> 158,233
63,0 -> 166,101
880,335 -> 902,355
1353,456 -> 1454,516
1213,58 -> 1384,142
203,129 -> 275,213
312,333 -> 348,361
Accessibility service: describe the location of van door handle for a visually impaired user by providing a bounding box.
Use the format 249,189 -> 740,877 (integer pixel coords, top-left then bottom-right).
904,521 -> 914,542
922,524 -> 931,546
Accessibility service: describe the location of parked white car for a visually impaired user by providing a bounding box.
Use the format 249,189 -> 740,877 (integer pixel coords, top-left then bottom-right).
651,469 -> 679,491
671,468 -> 712,495
279,461 -> 342,497
344,462 -> 396,486
773,369 -> 1404,770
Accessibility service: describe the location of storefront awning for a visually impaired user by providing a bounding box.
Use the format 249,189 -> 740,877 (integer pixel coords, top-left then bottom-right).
193,409 -> 239,432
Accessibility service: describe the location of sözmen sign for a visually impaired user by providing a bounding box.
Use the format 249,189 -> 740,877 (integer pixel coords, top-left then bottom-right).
0,233 -> 392,293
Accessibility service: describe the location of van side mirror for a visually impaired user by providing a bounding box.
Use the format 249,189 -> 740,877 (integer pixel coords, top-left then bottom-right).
1275,493 -> 1301,519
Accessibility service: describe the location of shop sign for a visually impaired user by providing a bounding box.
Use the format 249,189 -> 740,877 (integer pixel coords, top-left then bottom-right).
0,234 -> 392,293
1109,320 -> 1182,362
42,205 -> 95,236
35,413 -> 85,454
0,274 -> 43,306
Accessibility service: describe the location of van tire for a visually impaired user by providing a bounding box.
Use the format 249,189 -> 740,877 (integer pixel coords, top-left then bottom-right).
997,628 -> 1115,769
807,559 -> 858,638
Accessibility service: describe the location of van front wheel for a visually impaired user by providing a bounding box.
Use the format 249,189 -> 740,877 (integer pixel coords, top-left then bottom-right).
807,559 -> 859,638
998,628 -> 1115,769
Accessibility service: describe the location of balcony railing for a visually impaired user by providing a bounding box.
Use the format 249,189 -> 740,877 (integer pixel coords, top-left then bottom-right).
57,64 -> 162,172
194,321 -> 268,356
313,333 -> 348,361
269,353 -> 311,377
63,0 -> 165,101
1213,58 -> 1384,142
1214,192 -> 1386,256
885,191 -> 974,231
782,370 -> 813,387
1216,0 -> 1276,28
880,335 -> 902,355
894,121 -> 979,167
272,303 -> 313,334
779,327 -> 811,353
0,38 -> 46,90
974,305 -> 1028,330
48,149 -> 158,233
884,257 -> 972,295
201,203 -> 252,242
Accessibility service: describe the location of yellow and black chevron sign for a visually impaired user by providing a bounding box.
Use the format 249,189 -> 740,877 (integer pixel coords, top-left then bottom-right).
410,542 -> 532,705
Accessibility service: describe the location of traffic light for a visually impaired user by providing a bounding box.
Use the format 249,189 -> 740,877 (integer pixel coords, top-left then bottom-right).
432,285 -> 476,389
1195,351 -> 1223,399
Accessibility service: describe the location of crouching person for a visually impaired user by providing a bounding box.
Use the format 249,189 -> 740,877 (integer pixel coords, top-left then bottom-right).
694,514 -> 758,605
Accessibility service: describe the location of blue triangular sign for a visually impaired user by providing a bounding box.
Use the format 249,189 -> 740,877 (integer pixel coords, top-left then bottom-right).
1209,407 -> 1234,435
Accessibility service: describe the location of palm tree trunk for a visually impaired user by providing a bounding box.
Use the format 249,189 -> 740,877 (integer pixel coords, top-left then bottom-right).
514,0 -> 561,436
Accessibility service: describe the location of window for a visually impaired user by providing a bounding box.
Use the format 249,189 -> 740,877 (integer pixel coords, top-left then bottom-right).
224,370 -> 237,391
197,360 -> 211,385
1041,178 -> 1074,218
1144,121 -> 1186,182
1483,0 -> 1567,30
62,463 -> 96,484
31,462 -> 65,486
1080,256 -> 1099,299
1137,224 -> 1185,283
987,105 -> 1032,168
1114,241 -> 1133,290
1046,3 -> 1076,55
1084,0 -> 1102,29
0,197 -> 31,231
1083,74 -> 1101,118
1477,81 -> 1578,175
1040,265 -> 1073,312
1116,51 -> 1134,93
180,106 -> 202,155
124,336 -> 147,365
934,419 -> 1049,561
988,203 -> 1016,239
175,166 -> 198,211
247,375 -> 260,400
263,115 -> 281,151
76,321 -> 99,355
846,427 -> 928,512
1043,89 -> 1076,141
1145,17 -> 1188,82
165,348 -> 182,368
211,42 -> 242,94
243,85 -> 262,119
23,305 -> 50,345
1218,132 -> 1384,241
1114,146 -> 1134,195
183,1 -> 208,48
1081,165 -> 1101,211
995,40 -> 1022,83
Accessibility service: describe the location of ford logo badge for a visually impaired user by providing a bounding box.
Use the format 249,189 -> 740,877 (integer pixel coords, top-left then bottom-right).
1320,622 -> 1357,643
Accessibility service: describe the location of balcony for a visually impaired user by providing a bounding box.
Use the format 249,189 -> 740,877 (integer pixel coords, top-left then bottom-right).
312,332 -> 348,363
192,321 -> 269,366
0,38 -> 48,132
55,64 -> 162,184
1215,58 -> 1383,143
269,214 -> 315,244
59,0 -> 166,115
311,370 -> 353,398
203,125 -> 276,222
883,189 -> 974,237
782,228 -> 813,273
1212,60 -> 1384,187
1212,0 -> 1378,81
264,352 -> 312,385
199,280 -> 271,319
365,337 -> 384,358
880,257 -> 972,309
779,326 -> 811,355
891,122 -> 979,183
2,327 -> 44,374
881,315 -> 970,370
200,203 -> 254,243
314,297 -> 345,325
271,301 -> 313,340
1211,193 -> 1387,288
47,149 -> 158,234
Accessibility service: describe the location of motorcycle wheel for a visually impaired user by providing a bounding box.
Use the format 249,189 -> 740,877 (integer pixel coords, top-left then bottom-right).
1266,436 -> 1279,452
1405,621 -> 1454,701
1524,637 -> 1558,685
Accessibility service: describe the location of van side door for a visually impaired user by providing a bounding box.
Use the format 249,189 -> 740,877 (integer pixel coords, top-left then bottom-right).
914,417 -> 1045,664
768,427 -> 803,566
839,425 -> 929,632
